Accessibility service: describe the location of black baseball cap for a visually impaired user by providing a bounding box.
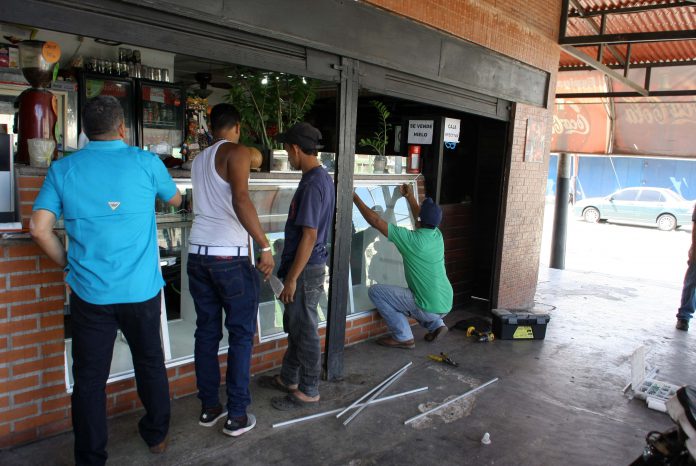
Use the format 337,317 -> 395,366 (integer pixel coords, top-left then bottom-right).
275,122 -> 323,151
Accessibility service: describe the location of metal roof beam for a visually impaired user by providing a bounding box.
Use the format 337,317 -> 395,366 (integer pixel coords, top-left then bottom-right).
568,0 -> 626,65
560,45 -> 649,96
559,59 -> 696,71
568,1 -> 696,17
556,89 -> 696,98
560,30 -> 696,45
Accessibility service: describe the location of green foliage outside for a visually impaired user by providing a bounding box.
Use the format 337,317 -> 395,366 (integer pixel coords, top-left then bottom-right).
359,100 -> 392,156
225,66 -> 317,148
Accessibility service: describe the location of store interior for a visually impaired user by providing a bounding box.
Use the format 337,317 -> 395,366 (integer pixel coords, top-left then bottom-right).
0,22 -> 509,385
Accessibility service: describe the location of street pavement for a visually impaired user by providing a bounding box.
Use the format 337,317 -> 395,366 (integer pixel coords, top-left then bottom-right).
540,201 -> 692,287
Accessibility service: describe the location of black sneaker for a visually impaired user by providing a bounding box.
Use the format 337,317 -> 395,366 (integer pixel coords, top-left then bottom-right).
677,319 -> 689,331
199,405 -> 226,427
222,414 -> 256,437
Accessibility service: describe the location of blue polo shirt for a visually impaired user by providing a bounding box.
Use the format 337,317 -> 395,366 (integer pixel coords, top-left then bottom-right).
33,140 -> 177,305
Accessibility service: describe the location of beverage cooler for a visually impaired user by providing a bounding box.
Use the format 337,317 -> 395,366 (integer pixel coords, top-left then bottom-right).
136,80 -> 185,155
78,72 -> 137,146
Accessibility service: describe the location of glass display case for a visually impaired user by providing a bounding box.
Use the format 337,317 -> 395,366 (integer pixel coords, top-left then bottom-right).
63,175 -> 419,385
137,81 -> 185,155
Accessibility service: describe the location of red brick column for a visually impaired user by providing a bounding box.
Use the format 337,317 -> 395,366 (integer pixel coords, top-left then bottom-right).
496,103 -> 552,309
0,242 -> 70,448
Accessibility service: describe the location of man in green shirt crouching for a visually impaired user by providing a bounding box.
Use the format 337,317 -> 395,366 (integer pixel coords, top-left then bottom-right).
352,184 -> 453,349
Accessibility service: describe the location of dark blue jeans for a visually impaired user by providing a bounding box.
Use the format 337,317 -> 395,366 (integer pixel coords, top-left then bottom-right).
187,254 -> 260,417
280,265 -> 326,397
70,292 -> 170,466
678,261 -> 696,321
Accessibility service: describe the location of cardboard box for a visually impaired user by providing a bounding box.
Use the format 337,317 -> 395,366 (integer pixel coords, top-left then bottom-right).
0,44 -> 19,68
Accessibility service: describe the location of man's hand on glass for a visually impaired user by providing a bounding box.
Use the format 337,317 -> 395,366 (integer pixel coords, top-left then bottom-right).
399,183 -> 412,198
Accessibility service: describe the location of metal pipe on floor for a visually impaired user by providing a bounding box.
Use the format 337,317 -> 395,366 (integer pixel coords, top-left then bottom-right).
404,377 -> 499,425
550,153 -> 571,269
335,361 -> 412,418
272,386 -> 429,428
343,364 -> 410,426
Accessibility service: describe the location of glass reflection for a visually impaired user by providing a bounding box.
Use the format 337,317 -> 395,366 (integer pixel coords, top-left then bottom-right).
250,184 -> 330,339
350,184 -> 415,314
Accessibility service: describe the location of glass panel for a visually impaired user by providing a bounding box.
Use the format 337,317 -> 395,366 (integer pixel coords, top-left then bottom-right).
141,84 -> 184,156
350,182 -> 417,314
612,189 -> 638,201
250,182 -> 332,339
85,78 -> 135,146
637,189 -> 662,202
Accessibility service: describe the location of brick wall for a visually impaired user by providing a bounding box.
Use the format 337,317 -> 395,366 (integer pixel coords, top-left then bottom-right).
364,0 -> 561,74
0,209 -> 388,447
441,204 -> 475,307
0,242 -> 67,447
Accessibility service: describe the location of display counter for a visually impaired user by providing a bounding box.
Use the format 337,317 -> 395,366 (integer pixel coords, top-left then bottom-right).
40,167 -> 419,385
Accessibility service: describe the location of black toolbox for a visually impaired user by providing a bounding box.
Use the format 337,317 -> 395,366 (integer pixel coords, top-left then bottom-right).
491,309 -> 550,340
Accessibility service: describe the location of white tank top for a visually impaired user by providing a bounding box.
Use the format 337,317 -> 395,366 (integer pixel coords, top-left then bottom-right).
189,140 -> 249,247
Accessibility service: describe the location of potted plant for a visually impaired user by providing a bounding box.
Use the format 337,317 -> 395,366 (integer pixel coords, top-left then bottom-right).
225,66 -> 317,169
358,100 -> 392,173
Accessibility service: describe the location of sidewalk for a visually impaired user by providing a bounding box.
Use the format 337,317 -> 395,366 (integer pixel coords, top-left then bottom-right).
1,267 -> 693,465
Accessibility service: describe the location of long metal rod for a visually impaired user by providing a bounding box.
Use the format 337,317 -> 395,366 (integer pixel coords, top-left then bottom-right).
404,377 -> 499,425
568,1 -> 694,17
560,45 -> 648,96
272,386 -> 429,428
343,364 -> 409,426
335,361 -> 412,418
560,30 -> 696,46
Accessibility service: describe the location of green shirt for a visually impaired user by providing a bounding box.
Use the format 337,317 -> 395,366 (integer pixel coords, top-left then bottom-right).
387,224 -> 453,314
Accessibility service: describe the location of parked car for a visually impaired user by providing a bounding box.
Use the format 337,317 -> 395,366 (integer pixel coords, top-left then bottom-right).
573,187 -> 694,231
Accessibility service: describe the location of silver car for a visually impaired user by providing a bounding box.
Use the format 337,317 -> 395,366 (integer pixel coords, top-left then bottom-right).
573,187 -> 694,231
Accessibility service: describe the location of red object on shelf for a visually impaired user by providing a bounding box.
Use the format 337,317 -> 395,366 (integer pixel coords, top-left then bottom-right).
16,89 -> 57,164
406,144 -> 421,174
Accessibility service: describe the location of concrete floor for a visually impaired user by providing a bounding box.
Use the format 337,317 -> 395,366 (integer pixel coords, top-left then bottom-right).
2,267 -> 694,466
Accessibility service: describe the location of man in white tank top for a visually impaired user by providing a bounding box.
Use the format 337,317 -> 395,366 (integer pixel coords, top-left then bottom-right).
187,104 -> 273,438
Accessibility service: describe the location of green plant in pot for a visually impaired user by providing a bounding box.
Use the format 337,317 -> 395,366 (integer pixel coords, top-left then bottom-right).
359,100 -> 392,173
225,66 -> 317,154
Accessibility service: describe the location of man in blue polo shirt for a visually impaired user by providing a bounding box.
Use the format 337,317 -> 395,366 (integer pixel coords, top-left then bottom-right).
30,96 -> 181,465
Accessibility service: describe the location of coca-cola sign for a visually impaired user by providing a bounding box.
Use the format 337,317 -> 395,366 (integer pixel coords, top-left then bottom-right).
615,100 -> 696,156
553,112 -> 589,135
551,71 -> 610,154
552,102 -> 610,154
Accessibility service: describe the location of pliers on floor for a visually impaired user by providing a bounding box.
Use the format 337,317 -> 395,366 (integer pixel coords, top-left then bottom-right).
428,352 -> 459,367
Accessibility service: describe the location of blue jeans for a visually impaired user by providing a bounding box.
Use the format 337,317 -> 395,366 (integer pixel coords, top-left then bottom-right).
368,284 -> 447,341
280,265 -> 326,397
70,292 -> 169,466
678,261 -> 696,321
187,254 -> 260,417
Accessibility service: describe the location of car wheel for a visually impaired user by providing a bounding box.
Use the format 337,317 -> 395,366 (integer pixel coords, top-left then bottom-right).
657,214 -> 677,231
583,207 -> 600,223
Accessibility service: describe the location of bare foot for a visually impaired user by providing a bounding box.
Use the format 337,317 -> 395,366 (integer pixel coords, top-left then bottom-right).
291,390 -> 320,402
275,375 -> 298,391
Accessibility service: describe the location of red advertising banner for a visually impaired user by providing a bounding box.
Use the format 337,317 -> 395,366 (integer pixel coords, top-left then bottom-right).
552,71 -> 611,154
553,66 -> 696,157
613,66 -> 696,157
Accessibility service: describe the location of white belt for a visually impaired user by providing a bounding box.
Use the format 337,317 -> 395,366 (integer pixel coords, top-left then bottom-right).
190,244 -> 249,257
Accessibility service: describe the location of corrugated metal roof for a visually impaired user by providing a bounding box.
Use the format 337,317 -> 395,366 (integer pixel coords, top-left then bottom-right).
560,0 -> 696,68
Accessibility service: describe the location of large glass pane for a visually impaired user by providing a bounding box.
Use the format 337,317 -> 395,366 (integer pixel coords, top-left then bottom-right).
250,181 -> 331,340
350,181 -> 417,314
